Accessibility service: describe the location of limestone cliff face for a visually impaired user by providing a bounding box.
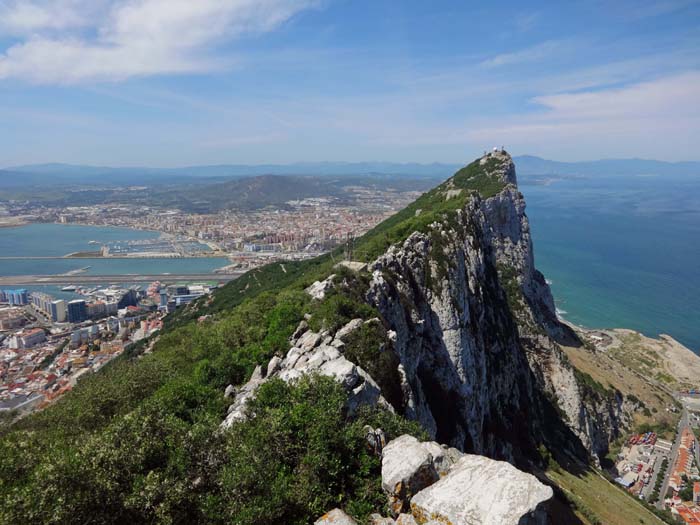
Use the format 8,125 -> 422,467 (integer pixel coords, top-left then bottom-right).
365,152 -> 625,461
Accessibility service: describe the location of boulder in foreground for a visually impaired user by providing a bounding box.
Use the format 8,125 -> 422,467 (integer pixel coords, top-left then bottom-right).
410,454 -> 553,525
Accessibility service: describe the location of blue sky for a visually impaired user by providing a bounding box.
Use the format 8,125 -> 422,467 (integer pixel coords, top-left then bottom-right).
0,0 -> 699,167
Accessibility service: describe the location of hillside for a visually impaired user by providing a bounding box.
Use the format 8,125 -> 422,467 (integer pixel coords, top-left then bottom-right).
0,153 -> 679,525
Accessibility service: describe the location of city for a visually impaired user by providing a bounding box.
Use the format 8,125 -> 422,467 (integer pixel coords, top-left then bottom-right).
0,280 -> 221,419
1,188 -> 423,272
0,185 -> 423,420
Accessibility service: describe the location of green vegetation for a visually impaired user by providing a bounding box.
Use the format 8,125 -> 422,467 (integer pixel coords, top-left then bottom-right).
547,466 -> 669,525
0,154 -> 540,524
352,155 -> 508,262
573,368 -> 619,401
648,458 -> 668,504
1,374 -> 423,524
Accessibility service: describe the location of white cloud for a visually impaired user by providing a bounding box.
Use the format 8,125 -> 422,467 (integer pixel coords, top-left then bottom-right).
459,71 -> 700,159
479,40 -> 565,68
531,71 -> 700,120
0,0 -> 318,83
0,0 -> 106,35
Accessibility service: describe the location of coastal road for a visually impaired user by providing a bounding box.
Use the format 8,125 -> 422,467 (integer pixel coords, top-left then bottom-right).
0,273 -> 243,286
655,406 -> 688,509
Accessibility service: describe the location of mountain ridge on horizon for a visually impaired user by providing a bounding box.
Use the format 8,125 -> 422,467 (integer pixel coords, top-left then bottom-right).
4,155 -> 700,181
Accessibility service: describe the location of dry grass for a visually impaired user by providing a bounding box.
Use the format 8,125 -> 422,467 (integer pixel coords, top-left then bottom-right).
547,467 -> 667,525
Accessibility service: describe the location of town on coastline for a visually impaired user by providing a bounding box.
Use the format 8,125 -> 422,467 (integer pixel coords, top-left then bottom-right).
1,189 -> 421,273
570,327 -> 700,523
0,187 -> 422,419
3,168 -> 700,523
0,281 -> 218,419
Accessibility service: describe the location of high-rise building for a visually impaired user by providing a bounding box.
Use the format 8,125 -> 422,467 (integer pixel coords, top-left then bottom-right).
50,300 -> 67,322
2,289 -> 29,306
67,299 -> 87,323
117,289 -> 138,309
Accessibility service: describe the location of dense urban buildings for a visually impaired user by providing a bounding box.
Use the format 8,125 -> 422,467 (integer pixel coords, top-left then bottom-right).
0,281 -> 214,417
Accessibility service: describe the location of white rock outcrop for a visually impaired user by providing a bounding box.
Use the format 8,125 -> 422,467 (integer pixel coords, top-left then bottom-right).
305,274 -> 336,300
314,508 -> 358,525
381,435 -> 462,515
410,455 -> 552,525
366,152 -> 623,461
380,435 -> 552,525
221,318 -> 392,429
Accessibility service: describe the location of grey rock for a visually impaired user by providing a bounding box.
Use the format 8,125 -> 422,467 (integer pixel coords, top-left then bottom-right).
297,330 -> 322,352
266,356 -> 282,377
305,274 -> 335,300
223,384 -> 236,399
365,152 -> 623,460
314,508 -> 357,525
334,318 -> 364,341
395,515 -> 417,525
223,328 -> 392,430
381,435 -> 439,515
410,455 -> 553,525
369,515 -> 395,525
290,319 -> 308,344
221,366 -> 267,428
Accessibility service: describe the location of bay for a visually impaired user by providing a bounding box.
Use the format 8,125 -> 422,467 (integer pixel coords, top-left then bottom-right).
522,174 -> 700,353
0,223 -> 229,276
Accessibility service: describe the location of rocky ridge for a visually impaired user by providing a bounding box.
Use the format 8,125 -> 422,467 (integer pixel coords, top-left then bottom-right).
221,151 -> 633,522
362,151 -> 625,461
316,434 -> 553,525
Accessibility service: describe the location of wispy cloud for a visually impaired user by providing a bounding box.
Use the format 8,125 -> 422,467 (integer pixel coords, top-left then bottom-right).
479,40 -> 568,68
0,0 -> 318,84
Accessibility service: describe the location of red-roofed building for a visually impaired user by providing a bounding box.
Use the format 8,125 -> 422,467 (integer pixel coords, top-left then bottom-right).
677,504 -> 700,524
694,482 -> 700,505
670,428 -> 696,492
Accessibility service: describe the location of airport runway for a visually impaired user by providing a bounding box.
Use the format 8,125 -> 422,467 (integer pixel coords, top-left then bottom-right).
0,273 -> 243,286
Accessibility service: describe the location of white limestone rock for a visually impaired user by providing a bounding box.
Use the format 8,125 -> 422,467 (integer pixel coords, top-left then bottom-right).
381,435 -> 439,515
297,330 -> 322,352
409,455 -> 553,525
222,329 -> 392,429
369,514 -> 396,525
266,355 -> 282,377
221,365 -> 266,429
334,318 -> 364,342
314,508 -> 358,525
223,384 -> 236,399
290,319 -> 309,344
305,274 -> 335,300
395,514 -> 417,525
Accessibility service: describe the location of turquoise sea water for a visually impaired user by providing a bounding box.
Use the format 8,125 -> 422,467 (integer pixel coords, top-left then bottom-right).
521,174 -> 700,354
0,223 -> 228,276
1,186 -> 698,354
0,223 -> 157,256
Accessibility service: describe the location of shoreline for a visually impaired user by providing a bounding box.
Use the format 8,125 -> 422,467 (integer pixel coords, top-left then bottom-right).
564,319 -> 700,388
558,312 -> 698,357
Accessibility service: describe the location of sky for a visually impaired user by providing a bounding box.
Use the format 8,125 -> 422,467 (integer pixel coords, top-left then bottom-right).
0,0 -> 699,167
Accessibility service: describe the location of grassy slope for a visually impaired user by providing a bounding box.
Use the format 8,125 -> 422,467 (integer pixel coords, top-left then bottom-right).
547,467 -> 668,525
172,154 -> 508,324
1,154 -> 669,523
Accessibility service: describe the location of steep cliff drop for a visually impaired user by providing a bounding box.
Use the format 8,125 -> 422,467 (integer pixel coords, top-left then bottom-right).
365,150 -> 625,463
224,151 -> 626,467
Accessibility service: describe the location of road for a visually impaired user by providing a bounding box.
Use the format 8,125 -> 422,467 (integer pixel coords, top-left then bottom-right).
0,273 -> 243,286
655,406 -> 691,509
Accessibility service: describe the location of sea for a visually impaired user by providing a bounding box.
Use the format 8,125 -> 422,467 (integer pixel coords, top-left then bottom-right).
0,223 -> 229,297
521,173 -> 700,354
1,180 -> 698,354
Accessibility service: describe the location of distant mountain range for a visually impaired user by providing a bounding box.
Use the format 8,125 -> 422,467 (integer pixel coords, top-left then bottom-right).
513,155 -> 700,177
2,156 -> 698,188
